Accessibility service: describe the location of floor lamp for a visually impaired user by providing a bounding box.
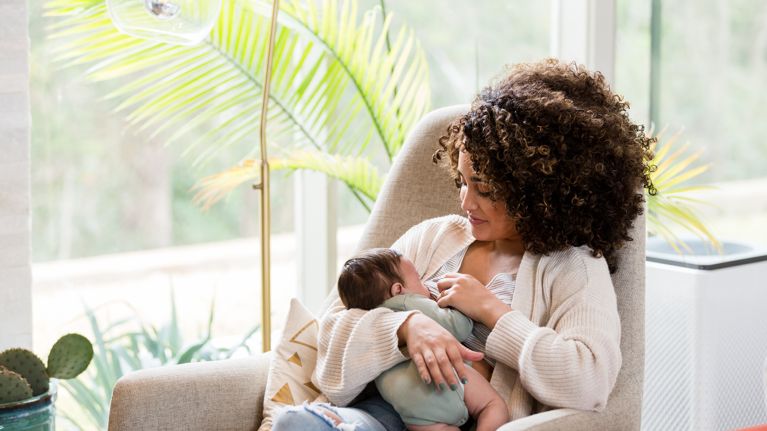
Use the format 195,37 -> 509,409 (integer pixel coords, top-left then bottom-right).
107,0 -> 280,352
254,1 -> 279,354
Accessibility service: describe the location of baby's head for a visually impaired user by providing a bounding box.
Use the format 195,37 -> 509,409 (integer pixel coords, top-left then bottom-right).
338,248 -> 430,310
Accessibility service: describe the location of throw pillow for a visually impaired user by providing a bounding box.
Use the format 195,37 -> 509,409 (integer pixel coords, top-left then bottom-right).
258,298 -> 323,430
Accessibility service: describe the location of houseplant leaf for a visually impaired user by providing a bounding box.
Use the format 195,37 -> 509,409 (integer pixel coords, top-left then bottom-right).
646,130 -> 721,252
45,0 -> 430,212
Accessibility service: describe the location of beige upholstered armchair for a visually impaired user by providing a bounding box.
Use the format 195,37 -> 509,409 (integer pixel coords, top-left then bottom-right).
108,105 -> 646,430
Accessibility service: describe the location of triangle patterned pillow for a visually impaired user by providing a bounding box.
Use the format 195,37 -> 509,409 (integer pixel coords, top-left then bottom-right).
258,298 -> 323,430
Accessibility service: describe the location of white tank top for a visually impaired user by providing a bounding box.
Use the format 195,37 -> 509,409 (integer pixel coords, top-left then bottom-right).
423,246 -> 516,365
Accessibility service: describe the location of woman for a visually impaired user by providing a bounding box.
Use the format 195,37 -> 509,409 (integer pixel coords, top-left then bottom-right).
272,58 -> 654,431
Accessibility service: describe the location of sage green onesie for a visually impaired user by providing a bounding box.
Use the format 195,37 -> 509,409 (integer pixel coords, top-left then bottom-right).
375,294 -> 474,426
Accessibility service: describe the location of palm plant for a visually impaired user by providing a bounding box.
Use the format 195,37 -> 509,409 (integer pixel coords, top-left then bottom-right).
646,129 -> 720,253
44,0 -> 430,212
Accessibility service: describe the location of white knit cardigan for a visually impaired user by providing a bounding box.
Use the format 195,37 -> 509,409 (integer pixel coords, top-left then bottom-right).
313,215 -> 622,421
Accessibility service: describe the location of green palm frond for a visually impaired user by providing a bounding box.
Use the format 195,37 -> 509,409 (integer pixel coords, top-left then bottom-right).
191,159 -> 261,210
45,0 -> 430,208
646,130 -> 721,253
271,149 -> 384,208
279,0 -> 430,158
191,149 -> 383,211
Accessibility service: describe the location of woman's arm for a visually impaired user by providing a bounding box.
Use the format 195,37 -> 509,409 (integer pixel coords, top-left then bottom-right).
315,297 -> 481,403
485,254 -> 622,412
315,215 -> 480,402
314,298 -> 418,406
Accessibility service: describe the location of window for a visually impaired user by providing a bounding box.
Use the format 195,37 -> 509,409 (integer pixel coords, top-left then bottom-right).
367,0 -> 551,108
615,0 -> 767,245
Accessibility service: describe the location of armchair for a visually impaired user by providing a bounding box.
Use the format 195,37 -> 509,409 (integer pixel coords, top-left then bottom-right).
108,105 -> 646,430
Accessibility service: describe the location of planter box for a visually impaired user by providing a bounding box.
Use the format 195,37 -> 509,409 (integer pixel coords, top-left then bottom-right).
642,238 -> 767,431
0,381 -> 56,431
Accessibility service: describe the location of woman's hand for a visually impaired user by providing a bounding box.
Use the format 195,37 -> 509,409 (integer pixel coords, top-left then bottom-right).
436,272 -> 511,328
397,313 -> 483,390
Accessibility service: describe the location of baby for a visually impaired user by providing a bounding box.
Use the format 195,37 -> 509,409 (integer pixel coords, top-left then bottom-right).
337,248 -> 509,431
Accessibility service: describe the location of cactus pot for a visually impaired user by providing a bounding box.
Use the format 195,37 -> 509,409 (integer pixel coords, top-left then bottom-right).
0,380 -> 57,431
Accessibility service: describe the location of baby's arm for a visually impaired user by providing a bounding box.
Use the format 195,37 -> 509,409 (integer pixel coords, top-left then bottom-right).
471,359 -> 493,381
462,366 -> 509,431
382,294 -> 473,341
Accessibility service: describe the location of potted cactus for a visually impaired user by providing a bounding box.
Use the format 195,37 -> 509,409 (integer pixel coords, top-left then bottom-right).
0,334 -> 93,430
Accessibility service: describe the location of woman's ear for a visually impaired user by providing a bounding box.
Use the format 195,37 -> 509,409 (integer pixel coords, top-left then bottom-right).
390,282 -> 403,297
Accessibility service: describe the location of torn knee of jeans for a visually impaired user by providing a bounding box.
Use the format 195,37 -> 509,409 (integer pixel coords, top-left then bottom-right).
303,404 -> 359,431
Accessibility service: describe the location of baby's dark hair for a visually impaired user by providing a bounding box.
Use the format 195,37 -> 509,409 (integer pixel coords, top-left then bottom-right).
338,248 -> 404,310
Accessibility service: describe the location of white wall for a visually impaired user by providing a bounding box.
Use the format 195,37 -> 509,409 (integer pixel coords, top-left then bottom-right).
0,0 -> 32,350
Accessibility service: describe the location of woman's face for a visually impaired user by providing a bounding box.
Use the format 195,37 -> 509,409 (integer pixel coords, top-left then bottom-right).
457,150 -> 519,242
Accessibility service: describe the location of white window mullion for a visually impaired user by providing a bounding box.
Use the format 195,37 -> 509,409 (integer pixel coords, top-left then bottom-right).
290,39 -> 338,315
294,167 -> 337,314
550,0 -> 616,86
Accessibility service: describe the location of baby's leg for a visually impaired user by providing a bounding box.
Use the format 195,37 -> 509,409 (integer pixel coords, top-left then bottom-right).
462,366 -> 509,431
406,424 -> 459,431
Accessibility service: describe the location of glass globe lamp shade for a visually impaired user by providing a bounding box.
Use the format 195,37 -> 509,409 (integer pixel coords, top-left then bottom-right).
107,0 -> 221,45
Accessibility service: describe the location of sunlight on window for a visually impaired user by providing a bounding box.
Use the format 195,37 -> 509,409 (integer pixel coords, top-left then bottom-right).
615,0 -> 767,246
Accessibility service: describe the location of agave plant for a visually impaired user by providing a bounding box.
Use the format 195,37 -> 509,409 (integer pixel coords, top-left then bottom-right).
44,0 -> 430,212
646,129 -> 720,253
58,290 -> 259,430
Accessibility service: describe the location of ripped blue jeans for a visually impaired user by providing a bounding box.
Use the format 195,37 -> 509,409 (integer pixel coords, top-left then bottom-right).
271,394 -> 405,431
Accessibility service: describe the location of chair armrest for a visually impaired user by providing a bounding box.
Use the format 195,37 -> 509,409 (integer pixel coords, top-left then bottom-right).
500,406 -> 644,431
498,409 -> 598,430
108,352 -> 271,431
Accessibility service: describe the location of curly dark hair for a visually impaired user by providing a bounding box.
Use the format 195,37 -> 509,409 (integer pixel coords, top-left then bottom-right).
434,58 -> 656,273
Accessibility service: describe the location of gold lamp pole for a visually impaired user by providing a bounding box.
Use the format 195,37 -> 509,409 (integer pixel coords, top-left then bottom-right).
108,0 -> 282,352
253,0 -> 281,352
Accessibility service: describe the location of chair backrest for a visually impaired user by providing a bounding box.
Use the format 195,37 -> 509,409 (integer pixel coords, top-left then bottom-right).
354,105 -> 646,429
